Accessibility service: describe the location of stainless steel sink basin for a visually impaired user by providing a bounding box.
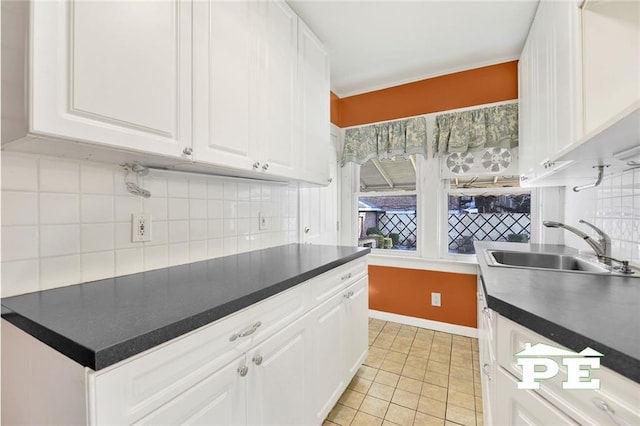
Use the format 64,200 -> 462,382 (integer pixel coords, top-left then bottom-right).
485,250 -> 610,273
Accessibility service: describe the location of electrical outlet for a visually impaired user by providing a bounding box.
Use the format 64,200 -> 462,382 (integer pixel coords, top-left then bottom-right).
258,212 -> 268,230
431,292 -> 441,307
131,213 -> 152,242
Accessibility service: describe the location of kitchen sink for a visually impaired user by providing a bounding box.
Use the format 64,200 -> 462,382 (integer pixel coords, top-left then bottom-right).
485,250 -> 610,273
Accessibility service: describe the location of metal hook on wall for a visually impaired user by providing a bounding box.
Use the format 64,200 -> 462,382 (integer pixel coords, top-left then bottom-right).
573,165 -> 609,192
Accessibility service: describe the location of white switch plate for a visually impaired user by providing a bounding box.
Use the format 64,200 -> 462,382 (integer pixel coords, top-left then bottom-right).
258,212 -> 267,230
131,213 -> 152,242
431,292 -> 441,307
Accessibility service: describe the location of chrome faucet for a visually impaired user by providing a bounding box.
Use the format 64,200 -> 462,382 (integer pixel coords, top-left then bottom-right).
543,219 -> 612,265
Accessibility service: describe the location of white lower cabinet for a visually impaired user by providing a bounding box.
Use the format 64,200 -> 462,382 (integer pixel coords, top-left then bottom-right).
313,276 -> 369,422
2,258 -> 369,426
136,355 -> 247,426
477,275 -> 640,426
247,312 -> 314,426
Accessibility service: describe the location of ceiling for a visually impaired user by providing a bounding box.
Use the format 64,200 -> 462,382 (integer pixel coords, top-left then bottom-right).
288,0 -> 539,97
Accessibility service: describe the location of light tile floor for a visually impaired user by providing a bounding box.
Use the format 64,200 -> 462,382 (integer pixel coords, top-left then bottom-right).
324,318 -> 483,426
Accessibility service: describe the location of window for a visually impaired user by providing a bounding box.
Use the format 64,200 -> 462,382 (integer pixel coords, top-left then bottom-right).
447,184 -> 531,255
357,157 -> 417,251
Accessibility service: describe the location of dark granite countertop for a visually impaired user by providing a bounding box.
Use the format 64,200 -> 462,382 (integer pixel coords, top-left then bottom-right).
1,244 -> 370,371
475,241 -> 640,383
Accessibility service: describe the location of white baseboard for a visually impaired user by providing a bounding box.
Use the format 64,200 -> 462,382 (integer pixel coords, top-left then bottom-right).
369,309 -> 478,338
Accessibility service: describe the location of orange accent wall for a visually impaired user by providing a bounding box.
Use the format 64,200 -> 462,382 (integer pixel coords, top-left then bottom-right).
330,91 -> 342,126
368,266 -> 477,328
331,61 -> 518,128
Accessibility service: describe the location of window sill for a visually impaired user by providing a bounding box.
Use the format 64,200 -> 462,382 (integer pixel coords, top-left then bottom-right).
367,252 -> 478,275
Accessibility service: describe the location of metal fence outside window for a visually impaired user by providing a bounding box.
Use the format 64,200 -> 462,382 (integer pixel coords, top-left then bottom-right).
448,213 -> 531,254
378,212 -> 417,247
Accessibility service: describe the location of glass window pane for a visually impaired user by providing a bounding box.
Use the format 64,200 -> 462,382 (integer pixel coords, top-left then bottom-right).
358,195 -> 417,251
447,193 -> 531,254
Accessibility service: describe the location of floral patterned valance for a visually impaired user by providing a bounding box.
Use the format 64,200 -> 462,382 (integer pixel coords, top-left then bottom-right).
433,103 -> 518,156
341,116 -> 427,166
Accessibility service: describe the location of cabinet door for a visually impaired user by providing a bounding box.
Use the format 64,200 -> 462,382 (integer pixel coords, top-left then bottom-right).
246,313 -> 314,426
256,0 -> 298,178
31,0 -> 191,158
312,289 -> 348,422
135,356 -> 247,426
494,368 -> 577,426
298,20 -> 331,185
344,277 -> 369,377
192,0 -> 257,170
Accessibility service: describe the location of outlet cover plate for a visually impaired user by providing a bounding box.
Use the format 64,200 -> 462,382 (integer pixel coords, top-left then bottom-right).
431,292 -> 441,307
132,213 -> 152,242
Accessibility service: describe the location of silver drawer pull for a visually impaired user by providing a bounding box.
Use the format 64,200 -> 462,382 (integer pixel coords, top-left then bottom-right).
237,365 -> 249,377
482,307 -> 491,316
252,354 -> 263,366
341,272 -> 352,281
252,162 -> 260,169
229,321 -> 262,342
482,363 -> 492,381
592,398 -> 623,426
343,290 -> 355,299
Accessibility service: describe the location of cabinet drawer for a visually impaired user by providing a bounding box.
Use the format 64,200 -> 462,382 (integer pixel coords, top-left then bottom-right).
494,367 -> 577,425
90,283 -> 308,425
496,315 -> 640,425
309,259 -> 367,305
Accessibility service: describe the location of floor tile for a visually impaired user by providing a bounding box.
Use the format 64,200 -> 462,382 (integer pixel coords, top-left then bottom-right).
420,383 -> 447,402
401,365 -> 426,381
357,365 -> 379,381
385,403 -> 416,426
375,370 -> 401,387
445,404 -> 476,426
368,382 -> 396,401
380,359 -> 405,375
350,376 -> 374,394
391,388 -> 420,410
352,411 -> 384,426
360,395 -> 390,418
423,371 -> 449,388
448,377 -> 474,395
339,389 -> 366,409
328,403 -> 358,426
417,396 -> 446,419
397,376 -> 422,395
447,389 -> 475,411
386,350 -> 409,364
413,411 -> 445,426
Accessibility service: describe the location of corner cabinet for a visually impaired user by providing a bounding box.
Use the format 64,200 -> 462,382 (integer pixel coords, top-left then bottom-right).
2,258 -> 369,425
477,275 -> 640,426
29,0 -> 193,159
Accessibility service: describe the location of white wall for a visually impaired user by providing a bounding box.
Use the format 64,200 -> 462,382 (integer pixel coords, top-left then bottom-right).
1,152 -> 299,297
561,167 -> 640,264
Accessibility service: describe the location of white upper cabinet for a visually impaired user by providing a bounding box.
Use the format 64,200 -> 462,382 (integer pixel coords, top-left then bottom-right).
582,0 -> 639,135
30,0 -> 192,158
256,0 -> 299,179
298,20 -> 331,184
190,0 -> 331,184
518,0 -> 582,184
192,0 -> 257,171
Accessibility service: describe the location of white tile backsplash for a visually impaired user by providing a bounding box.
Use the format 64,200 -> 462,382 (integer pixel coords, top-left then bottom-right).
564,167 -> 640,264
1,152 -> 299,297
